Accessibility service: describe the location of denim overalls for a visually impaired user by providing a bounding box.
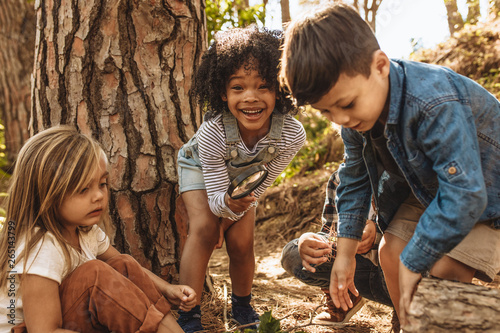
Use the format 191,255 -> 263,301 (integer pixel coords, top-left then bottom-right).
177,110 -> 284,194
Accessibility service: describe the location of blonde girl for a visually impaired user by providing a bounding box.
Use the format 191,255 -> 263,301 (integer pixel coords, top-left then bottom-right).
0,126 -> 196,333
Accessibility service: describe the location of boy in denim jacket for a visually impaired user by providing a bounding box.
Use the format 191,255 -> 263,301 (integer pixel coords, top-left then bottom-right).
279,3 -> 500,328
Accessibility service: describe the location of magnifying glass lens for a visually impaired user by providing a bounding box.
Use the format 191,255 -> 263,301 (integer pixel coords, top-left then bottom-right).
228,165 -> 268,199
232,170 -> 266,196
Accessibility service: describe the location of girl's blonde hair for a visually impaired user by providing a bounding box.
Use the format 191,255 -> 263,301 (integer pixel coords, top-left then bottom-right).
0,125 -> 111,289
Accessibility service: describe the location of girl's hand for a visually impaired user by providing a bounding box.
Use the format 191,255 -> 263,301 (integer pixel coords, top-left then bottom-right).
224,192 -> 257,213
297,233 -> 332,272
163,284 -> 197,312
398,261 -> 422,328
357,220 -> 376,254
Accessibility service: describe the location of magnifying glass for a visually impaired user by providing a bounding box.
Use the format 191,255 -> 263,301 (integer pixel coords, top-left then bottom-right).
227,165 -> 268,199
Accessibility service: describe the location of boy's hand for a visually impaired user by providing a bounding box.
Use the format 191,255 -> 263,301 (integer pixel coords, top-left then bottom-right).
357,220 -> 376,254
163,284 -> 197,312
298,233 -> 332,272
398,261 -> 421,328
329,238 -> 359,311
225,192 -> 257,213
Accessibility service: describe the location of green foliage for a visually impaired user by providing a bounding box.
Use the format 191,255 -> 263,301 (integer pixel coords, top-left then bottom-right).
206,0 -> 265,44
230,310 -> 306,333
274,107 -> 342,185
410,20 -> 500,99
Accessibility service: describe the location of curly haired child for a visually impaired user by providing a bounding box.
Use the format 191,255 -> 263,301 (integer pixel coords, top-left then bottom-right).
280,4 -> 500,329
0,126 -> 196,333
176,26 -> 306,332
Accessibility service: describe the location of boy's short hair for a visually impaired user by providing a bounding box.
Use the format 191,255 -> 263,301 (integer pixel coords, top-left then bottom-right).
280,4 -> 380,106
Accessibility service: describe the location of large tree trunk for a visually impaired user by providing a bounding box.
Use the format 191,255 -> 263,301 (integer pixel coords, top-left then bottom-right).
406,277 -> 500,332
32,0 -> 206,281
444,0 -> 464,35
0,0 -> 35,169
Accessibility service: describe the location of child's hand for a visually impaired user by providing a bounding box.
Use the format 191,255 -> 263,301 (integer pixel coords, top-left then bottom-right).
297,233 -> 332,272
164,284 -> 197,312
224,192 -> 257,213
329,238 -> 359,311
398,261 -> 422,328
357,220 -> 376,254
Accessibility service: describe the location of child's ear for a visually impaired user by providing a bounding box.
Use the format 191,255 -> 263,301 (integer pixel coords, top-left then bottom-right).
221,94 -> 227,101
372,50 -> 390,78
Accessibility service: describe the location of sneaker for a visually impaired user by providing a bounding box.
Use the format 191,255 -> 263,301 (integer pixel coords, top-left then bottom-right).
177,311 -> 204,333
231,303 -> 260,330
312,288 -> 365,325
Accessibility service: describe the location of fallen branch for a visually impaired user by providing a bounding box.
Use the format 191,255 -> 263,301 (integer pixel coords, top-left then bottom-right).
405,277 -> 500,332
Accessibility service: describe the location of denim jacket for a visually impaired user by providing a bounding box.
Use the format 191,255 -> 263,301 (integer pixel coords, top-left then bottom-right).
336,59 -> 500,274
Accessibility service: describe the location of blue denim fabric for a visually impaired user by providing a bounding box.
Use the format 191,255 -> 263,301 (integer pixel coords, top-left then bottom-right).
280,238 -> 392,307
336,59 -> 500,274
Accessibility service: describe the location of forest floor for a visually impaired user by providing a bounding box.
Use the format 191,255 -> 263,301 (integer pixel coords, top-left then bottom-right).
198,169 -> 500,333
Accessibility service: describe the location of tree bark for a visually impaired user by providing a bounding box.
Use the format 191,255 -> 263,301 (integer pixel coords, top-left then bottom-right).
0,0 -> 35,168
281,0 -> 291,25
444,0 -> 464,35
31,0 -> 206,281
466,0 -> 481,24
406,277 -> 500,332
362,0 -> 382,33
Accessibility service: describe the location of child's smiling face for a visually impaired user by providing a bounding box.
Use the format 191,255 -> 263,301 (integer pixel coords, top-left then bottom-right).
311,50 -> 391,132
222,62 -> 277,143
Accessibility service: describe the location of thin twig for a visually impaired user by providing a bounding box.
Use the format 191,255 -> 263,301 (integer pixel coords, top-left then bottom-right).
223,283 -> 229,331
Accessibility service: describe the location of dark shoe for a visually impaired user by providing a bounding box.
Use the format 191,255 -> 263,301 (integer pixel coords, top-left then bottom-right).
313,288 -> 365,325
231,303 -> 260,330
177,310 -> 204,333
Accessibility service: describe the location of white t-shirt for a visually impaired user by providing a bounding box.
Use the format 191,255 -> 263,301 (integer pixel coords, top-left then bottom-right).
0,225 -> 110,332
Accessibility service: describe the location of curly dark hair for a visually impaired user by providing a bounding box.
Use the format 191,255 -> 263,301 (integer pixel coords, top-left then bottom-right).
194,25 -> 296,119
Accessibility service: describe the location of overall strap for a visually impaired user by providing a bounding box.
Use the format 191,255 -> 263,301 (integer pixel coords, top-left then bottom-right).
223,110 -> 240,159
223,110 -> 240,144
268,111 -> 285,140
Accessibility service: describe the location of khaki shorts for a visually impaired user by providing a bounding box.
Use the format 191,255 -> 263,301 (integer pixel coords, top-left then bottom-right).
385,194 -> 500,282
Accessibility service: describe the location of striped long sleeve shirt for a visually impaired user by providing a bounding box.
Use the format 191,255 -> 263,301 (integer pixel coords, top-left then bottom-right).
197,113 -> 306,220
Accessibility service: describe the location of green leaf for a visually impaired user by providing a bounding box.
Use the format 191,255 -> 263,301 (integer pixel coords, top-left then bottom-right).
258,311 -> 282,333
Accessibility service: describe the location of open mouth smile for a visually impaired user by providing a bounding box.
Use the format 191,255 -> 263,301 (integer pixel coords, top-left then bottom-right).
241,109 -> 263,115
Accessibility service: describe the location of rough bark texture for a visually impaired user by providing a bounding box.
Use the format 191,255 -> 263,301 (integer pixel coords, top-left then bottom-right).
31,0 -> 206,281
0,0 -> 35,168
406,277 -> 500,332
444,0 -> 464,35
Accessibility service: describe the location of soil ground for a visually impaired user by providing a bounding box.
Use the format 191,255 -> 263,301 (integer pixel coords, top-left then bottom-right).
198,170 -> 500,333
205,238 -> 396,333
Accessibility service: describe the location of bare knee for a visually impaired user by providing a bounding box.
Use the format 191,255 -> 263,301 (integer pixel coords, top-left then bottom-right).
226,236 -> 254,262
379,234 -> 405,273
430,256 -> 475,283
187,218 -> 219,247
